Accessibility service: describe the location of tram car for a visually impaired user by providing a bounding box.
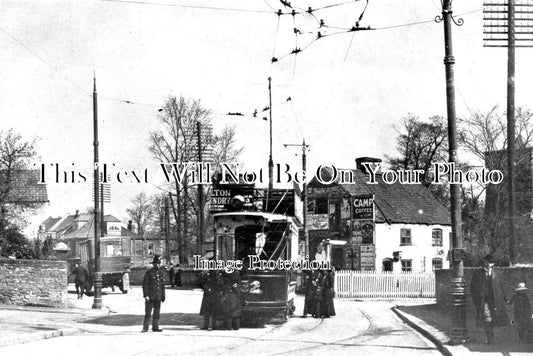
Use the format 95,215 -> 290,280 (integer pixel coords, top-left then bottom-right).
210,182 -> 303,321
78,235 -> 131,293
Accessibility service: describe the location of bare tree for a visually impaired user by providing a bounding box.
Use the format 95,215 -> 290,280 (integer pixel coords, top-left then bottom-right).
126,192 -> 155,263
386,114 -> 448,203
459,106 -> 533,264
211,125 -> 244,169
149,96 -> 211,264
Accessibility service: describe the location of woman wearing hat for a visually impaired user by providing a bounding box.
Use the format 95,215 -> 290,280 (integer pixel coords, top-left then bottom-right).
509,283 -> 532,342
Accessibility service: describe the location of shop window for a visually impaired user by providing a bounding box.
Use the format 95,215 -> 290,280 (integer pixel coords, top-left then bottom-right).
400,228 -> 412,245
432,258 -> 443,270
401,259 -> 412,272
432,228 -> 443,246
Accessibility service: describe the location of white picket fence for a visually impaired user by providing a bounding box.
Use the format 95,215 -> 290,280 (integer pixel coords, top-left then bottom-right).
334,270 -> 435,298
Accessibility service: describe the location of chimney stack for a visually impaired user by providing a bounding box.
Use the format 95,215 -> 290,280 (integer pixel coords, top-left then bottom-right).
355,157 -> 382,174
127,220 -> 133,232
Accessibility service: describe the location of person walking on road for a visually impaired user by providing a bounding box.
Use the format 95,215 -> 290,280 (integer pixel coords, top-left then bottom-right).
302,270 -> 316,318
199,270 -> 223,330
142,255 -> 166,333
174,263 -> 182,287
320,268 -> 336,318
222,270 -> 241,330
168,263 -> 175,287
70,262 -> 89,299
470,254 -> 510,344
509,282 -> 533,343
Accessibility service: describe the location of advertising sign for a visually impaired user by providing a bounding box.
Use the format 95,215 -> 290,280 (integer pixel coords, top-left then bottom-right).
308,214 -> 329,230
209,184 -> 255,213
360,244 -> 376,271
352,194 -> 375,220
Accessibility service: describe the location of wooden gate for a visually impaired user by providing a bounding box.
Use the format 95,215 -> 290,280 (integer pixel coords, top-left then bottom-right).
334,270 -> 435,298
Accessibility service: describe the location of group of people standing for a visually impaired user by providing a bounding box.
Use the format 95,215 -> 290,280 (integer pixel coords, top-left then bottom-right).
199,270 -> 242,330
167,263 -> 182,288
303,269 -> 336,319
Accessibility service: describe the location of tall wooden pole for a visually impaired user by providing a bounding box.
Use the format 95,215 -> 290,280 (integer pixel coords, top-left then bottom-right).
268,77 -> 274,191
92,75 -> 102,309
196,121 -> 204,252
440,0 -> 466,344
283,140 -> 310,258
302,139 -> 309,260
165,196 -> 171,263
507,0 -> 517,264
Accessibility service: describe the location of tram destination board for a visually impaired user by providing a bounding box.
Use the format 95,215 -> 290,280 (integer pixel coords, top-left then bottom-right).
209,184 -> 255,213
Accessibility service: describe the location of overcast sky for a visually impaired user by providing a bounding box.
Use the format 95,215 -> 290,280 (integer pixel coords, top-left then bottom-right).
2,0 -> 532,234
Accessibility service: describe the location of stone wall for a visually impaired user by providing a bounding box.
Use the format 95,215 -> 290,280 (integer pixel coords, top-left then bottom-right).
0,258 -> 68,308
436,267 -> 533,306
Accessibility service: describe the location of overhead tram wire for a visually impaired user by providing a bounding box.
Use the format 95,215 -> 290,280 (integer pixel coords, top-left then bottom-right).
99,0 -> 273,14
345,0 -> 370,61
0,15 -> 291,113
272,8 -> 482,63
0,25 -> 87,95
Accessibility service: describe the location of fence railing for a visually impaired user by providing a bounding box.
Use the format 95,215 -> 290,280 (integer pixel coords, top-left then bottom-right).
334,270 -> 435,298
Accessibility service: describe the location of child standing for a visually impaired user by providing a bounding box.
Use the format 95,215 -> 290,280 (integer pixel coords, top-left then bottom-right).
509,283 -> 532,342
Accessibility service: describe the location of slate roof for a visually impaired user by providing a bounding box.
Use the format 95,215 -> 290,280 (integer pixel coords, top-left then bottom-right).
308,168 -> 451,226
49,215 -> 77,234
62,215 -> 137,240
41,217 -> 61,231
0,169 -> 48,203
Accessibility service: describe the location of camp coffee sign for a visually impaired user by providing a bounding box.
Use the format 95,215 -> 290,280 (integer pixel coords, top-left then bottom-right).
352,194 -> 375,220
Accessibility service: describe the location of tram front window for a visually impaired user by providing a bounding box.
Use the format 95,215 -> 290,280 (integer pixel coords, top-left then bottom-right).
217,235 -> 234,260
216,222 -> 289,263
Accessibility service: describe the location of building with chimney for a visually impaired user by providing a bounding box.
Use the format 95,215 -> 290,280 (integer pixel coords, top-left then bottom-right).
307,158 -> 451,272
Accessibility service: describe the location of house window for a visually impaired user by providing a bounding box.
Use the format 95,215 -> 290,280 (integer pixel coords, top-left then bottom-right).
400,228 -> 412,245
432,258 -> 443,270
432,228 -> 443,246
401,259 -> 412,272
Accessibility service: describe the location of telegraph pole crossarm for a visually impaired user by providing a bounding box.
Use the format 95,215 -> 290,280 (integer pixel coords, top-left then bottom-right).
435,0 -> 467,344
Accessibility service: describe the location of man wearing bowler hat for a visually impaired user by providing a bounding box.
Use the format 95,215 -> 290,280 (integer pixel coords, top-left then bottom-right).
142,255 -> 166,332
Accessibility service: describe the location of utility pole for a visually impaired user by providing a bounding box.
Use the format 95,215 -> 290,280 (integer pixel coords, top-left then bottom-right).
92,75 -> 102,310
507,0 -> 517,264
196,121 -> 204,252
484,0 -> 533,264
268,77 -> 274,191
284,139 -> 310,259
436,0 -> 466,344
165,196 -> 170,263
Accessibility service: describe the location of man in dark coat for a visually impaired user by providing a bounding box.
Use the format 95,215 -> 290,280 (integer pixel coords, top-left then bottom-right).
142,255 -> 166,332
470,254 -> 510,344
509,283 -> 532,342
302,270 -> 316,318
70,262 -> 89,299
221,270 -> 242,330
168,263 -> 175,287
174,263 -> 182,287
199,270 -> 223,330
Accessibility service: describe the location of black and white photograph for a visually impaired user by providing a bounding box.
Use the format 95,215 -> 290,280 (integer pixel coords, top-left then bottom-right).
1,0 -> 533,355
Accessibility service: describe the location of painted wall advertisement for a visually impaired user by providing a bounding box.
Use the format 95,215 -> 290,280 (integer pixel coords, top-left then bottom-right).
352,194 -> 376,270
